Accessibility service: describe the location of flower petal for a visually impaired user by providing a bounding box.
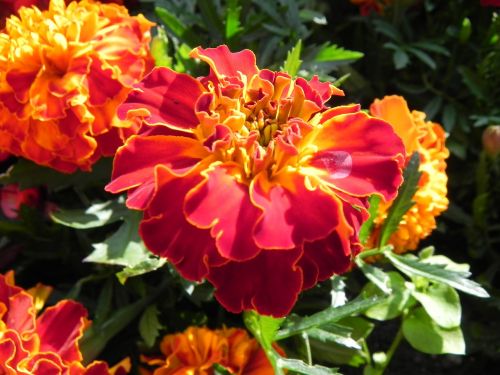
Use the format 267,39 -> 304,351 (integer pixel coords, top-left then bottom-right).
36,300 -> 87,362
118,67 -> 204,130
250,172 -> 341,249
306,111 -> 405,201
105,135 -> 210,209
184,164 -> 262,261
140,166 -> 224,281
190,45 -> 259,81
208,247 -> 303,317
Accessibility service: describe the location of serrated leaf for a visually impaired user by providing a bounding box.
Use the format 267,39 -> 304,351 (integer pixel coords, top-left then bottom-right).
379,152 -> 421,247
139,305 -> 162,347
282,39 -> 302,77
155,7 -> 201,47
244,310 -> 284,349
116,257 -> 166,284
362,272 -> 413,321
314,43 -> 364,63
308,328 -> 361,350
402,307 -> 465,355
50,199 -> 128,229
359,195 -> 381,244
276,296 -> 385,340
225,0 -> 242,39
277,358 -> 339,375
384,251 -> 489,298
412,284 -> 461,329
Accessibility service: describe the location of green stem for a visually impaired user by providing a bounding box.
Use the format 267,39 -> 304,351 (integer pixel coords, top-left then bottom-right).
373,325 -> 404,375
301,332 -> 312,365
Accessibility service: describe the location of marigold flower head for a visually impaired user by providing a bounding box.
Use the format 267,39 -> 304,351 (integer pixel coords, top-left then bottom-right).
141,326 -> 278,375
350,0 -> 392,15
0,271 -> 130,374
481,0 -> 500,6
367,95 -> 449,252
106,45 -> 405,317
0,183 -> 41,219
0,0 -> 154,173
482,125 -> 500,157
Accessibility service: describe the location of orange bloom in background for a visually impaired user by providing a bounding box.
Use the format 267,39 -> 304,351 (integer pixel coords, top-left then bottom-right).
0,0 -> 154,173
0,271 -> 130,374
107,45 -> 405,316
0,183 -> 41,219
350,0 -> 392,15
368,95 -> 449,252
141,326 -> 277,375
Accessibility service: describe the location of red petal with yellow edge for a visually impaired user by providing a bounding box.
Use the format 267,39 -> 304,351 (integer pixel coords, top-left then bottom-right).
140,166 -> 224,281
118,67 -> 203,130
184,165 -> 262,261
370,95 -> 420,155
190,45 -> 259,81
308,112 -> 405,201
207,247 -> 303,317
36,300 -> 87,363
0,330 -> 31,370
250,172 -> 341,249
0,274 -> 35,333
27,354 -> 64,375
105,135 -> 209,209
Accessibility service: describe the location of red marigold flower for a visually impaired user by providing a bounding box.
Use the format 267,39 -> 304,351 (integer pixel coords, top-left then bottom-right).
481,0 -> 500,6
141,326 -> 279,375
106,45 -> 405,317
367,95 -> 449,252
350,0 -> 392,15
0,272 -> 130,374
0,183 -> 41,219
0,0 -> 154,173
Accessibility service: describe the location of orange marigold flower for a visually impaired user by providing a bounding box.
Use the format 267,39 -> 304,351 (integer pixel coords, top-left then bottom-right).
0,0 -> 154,173
141,326 -> 278,375
367,95 -> 449,252
106,45 -> 405,317
0,272 -> 130,374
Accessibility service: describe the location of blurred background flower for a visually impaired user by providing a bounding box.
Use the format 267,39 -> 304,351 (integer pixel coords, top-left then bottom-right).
0,0 -> 154,173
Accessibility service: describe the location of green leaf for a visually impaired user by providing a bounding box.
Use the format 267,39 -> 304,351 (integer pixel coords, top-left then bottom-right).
442,104 -> 457,132
151,27 -> 172,68
424,96 -> 443,120
275,296 -> 385,340
139,305 -> 162,347
214,363 -> 232,375
225,0 -> 242,39
359,195 -> 381,244
411,41 -> 450,56
277,358 -> 339,375
379,152 -> 421,247
307,327 -> 361,350
363,272 -> 413,321
244,311 -> 284,349
355,259 -> 392,294
406,47 -> 437,70
402,307 -> 465,355
155,7 -> 201,47
50,199 -> 128,229
282,39 -> 302,77
198,0 -> 224,40
314,43 -> 364,63
94,279 -> 114,324
393,49 -> 410,70
115,257 -> 167,284
384,251 -> 489,298
457,66 -> 488,101
412,283 -> 461,329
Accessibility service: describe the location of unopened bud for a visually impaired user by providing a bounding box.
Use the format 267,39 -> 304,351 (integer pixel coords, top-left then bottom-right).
482,125 -> 500,157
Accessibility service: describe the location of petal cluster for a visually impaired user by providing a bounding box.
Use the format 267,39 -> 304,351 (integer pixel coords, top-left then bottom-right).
367,95 -> 449,252
0,183 -> 41,219
141,326 -> 277,375
107,45 -> 405,317
0,0 -> 154,173
350,0 -> 392,15
0,272 -> 130,374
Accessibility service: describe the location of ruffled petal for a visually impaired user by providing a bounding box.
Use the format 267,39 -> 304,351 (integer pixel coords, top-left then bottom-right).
118,67 -> 204,130
140,166 -> 224,281
36,300 -> 87,363
190,45 -> 259,81
208,247 -> 303,317
250,172 -> 342,249
305,111 -> 405,201
105,135 -> 210,209
185,164 -> 262,261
